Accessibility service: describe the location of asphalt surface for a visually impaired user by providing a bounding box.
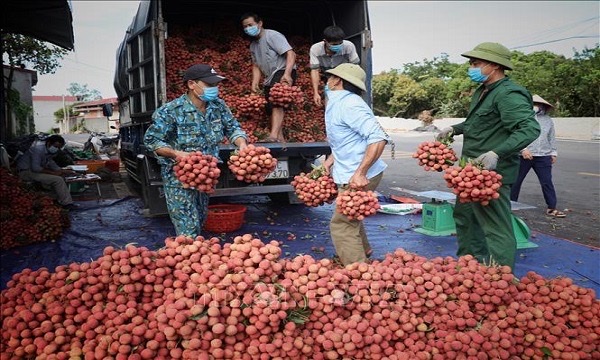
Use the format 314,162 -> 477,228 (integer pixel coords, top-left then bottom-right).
379,132 -> 600,248
64,132 -> 600,248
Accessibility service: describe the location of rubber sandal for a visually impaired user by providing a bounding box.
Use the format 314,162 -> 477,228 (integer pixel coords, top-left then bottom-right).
366,249 -> 373,258
546,209 -> 566,218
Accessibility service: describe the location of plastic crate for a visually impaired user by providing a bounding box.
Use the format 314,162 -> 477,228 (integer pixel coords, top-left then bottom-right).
75,160 -> 106,173
203,204 -> 247,233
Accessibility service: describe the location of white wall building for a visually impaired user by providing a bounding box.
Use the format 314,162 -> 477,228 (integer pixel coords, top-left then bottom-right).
32,95 -> 78,133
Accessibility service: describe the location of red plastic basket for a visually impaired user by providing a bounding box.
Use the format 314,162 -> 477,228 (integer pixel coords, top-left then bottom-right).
203,204 -> 247,233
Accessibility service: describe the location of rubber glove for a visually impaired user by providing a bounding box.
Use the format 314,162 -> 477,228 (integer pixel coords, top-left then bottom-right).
475,151 -> 499,170
436,127 -> 454,141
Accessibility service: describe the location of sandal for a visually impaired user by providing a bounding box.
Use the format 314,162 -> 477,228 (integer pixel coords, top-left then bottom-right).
546,209 -> 566,218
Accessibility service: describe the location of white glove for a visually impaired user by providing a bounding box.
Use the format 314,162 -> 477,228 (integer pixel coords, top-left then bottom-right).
436,127 -> 454,141
475,151 -> 499,170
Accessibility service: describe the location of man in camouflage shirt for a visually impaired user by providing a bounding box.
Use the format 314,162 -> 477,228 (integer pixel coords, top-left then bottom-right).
144,64 -> 248,237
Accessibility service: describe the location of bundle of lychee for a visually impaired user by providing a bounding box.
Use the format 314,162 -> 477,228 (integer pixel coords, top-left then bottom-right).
413,138 -> 458,172
443,160 -> 503,206
234,94 -> 267,117
268,82 -> 304,109
336,188 -> 380,220
291,165 -> 338,207
227,144 -> 277,183
173,151 -> 221,193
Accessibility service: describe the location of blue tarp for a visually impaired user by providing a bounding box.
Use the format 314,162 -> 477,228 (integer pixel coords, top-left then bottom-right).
1,197 -> 598,296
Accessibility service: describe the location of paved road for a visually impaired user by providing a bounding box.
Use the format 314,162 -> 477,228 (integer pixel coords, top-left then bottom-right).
377,132 -> 600,247
63,131 -> 599,247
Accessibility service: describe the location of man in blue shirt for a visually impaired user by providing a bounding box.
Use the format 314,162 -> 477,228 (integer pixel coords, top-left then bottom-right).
322,63 -> 390,265
16,135 -> 77,209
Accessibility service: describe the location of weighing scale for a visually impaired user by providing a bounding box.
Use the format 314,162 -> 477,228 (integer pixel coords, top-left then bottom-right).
391,187 -> 539,249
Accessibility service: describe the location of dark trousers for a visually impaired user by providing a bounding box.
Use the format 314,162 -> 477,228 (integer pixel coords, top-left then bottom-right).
510,156 -> 557,209
263,69 -> 298,114
454,184 -> 516,270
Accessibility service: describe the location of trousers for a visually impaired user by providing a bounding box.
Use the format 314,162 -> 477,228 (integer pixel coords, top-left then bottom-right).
510,156 -> 557,209
18,170 -> 73,205
330,172 -> 383,266
453,184 -> 516,270
162,172 -> 209,238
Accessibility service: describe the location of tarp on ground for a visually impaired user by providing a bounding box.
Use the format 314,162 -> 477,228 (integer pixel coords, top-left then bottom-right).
1,197 -> 598,296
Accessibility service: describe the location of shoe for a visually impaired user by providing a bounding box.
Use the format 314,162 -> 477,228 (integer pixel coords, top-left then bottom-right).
62,203 -> 81,211
546,209 -> 566,218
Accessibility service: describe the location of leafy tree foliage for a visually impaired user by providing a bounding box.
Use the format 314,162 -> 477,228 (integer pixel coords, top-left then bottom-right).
373,46 -> 599,118
67,83 -> 102,102
53,105 -> 77,124
2,33 -> 68,75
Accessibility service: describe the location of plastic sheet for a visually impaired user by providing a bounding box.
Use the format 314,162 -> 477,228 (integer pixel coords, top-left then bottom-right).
1,197 -> 598,296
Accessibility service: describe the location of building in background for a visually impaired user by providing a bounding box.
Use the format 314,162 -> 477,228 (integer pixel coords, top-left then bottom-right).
32,95 -> 78,133
2,65 -> 37,137
72,98 -> 119,134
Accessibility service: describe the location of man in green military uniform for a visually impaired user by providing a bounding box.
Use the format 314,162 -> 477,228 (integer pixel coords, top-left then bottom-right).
437,42 -> 540,270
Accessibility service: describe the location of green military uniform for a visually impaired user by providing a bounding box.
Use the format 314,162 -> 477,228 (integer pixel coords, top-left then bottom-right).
451,60 -> 540,270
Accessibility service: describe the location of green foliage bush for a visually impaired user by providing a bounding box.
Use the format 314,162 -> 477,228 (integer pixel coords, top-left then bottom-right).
373,47 -> 599,119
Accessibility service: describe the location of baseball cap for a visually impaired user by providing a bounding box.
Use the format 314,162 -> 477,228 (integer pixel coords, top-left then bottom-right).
182,64 -> 226,84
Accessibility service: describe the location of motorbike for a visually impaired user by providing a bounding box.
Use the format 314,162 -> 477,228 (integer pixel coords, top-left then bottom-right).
83,128 -> 120,157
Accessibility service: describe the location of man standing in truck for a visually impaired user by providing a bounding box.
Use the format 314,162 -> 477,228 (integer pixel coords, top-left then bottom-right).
241,12 -> 297,143
144,64 -> 249,238
310,25 -> 360,107
322,63 -> 389,266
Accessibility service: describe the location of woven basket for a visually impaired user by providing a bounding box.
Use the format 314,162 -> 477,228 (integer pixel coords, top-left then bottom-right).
203,204 -> 247,233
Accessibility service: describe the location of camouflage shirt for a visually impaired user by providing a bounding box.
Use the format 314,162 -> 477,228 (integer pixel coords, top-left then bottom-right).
144,94 -> 247,180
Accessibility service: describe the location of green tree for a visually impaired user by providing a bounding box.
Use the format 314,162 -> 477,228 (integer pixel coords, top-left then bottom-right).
67,83 -> 102,101
53,105 -> 77,124
388,75 -> 427,118
510,50 -> 568,115
2,33 -> 68,75
402,53 -> 460,81
2,33 -> 69,137
372,45 -> 599,118
372,70 -> 400,116
560,47 -> 600,117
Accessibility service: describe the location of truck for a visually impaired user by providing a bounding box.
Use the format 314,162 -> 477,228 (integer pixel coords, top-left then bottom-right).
113,0 -> 373,216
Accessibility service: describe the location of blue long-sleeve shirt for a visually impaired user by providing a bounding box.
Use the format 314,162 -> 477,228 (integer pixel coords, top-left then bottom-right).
325,90 -> 389,184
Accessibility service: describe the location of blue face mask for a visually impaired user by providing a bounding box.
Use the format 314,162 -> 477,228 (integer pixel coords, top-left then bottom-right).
324,84 -> 331,96
200,86 -> 219,102
48,146 -> 59,154
468,64 -> 490,83
328,43 -> 343,54
244,25 -> 260,37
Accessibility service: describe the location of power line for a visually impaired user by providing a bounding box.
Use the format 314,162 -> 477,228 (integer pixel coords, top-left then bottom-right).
510,35 -> 599,50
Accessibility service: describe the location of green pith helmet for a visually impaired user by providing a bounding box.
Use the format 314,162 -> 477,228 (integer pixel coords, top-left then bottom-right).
461,42 -> 514,70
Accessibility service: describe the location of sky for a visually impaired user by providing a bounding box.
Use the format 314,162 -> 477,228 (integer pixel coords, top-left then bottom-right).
30,1 -> 599,98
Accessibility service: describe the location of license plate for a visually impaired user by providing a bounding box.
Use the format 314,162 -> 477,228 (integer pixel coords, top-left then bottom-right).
266,160 -> 289,179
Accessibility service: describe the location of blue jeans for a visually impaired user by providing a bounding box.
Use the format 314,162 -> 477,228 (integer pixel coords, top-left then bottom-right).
510,156 -> 557,209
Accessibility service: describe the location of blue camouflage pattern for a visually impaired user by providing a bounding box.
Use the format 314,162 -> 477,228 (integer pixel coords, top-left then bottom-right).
144,94 -> 247,237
